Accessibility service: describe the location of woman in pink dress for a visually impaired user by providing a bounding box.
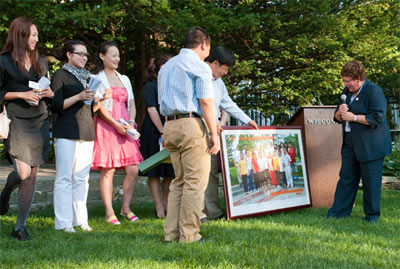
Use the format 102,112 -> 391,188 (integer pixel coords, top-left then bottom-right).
91,41 -> 143,225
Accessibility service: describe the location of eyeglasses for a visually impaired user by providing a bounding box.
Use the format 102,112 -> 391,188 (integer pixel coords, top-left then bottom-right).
342,79 -> 354,83
72,52 -> 89,58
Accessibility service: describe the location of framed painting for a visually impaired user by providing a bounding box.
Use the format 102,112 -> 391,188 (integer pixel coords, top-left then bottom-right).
220,126 -> 311,220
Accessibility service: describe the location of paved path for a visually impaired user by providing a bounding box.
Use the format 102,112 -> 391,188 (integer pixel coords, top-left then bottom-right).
0,164 -> 101,182
0,164 -> 153,210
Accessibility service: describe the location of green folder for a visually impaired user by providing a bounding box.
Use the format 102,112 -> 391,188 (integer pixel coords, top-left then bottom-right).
138,148 -> 171,174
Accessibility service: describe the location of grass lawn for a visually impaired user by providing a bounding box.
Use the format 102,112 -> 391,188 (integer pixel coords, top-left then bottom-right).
1,190 -> 400,268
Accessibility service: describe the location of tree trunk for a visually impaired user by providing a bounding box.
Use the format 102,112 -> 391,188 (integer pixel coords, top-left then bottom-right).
132,32 -> 148,129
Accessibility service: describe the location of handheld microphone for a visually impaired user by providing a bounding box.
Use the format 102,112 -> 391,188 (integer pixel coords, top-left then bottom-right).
340,94 -> 349,129
340,94 -> 347,104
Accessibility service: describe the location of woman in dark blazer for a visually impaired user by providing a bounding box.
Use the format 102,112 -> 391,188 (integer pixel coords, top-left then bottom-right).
0,17 -> 53,241
327,60 -> 392,222
51,40 -> 109,233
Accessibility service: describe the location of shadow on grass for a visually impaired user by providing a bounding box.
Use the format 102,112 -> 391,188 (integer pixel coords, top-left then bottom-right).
0,190 -> 399,268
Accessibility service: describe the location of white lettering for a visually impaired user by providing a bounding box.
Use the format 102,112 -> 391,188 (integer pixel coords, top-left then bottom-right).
306,119 -> 339,125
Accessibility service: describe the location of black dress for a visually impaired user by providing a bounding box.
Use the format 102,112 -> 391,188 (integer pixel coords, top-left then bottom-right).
140,80 -> 174,178
0,53 -> 48,166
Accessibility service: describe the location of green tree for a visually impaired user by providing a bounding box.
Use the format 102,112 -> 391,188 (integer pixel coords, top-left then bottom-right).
1,0 -> 399,126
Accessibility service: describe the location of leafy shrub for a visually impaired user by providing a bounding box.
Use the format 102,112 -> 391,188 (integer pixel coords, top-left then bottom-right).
383,136 -> 400,178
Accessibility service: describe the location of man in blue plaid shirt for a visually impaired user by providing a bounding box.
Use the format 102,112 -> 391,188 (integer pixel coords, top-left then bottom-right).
158,27 -> 219,243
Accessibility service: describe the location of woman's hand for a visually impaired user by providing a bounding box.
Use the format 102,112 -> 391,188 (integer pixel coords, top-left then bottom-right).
78,89 -> 94,101
23,90 -> 41,102
336,104 -> 349,121
40,88 -> 54,98
115,122 -> 128,135
338,103 -> 349,113
102,88 -> 112,101
124,124 -> 133,130
341,111 -> 355,121
128,120 -> 137,129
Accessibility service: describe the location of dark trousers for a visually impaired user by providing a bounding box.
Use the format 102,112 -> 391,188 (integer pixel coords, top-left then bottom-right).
327,132 -> 384,221
254,172 -> 260,189
241,175 -> 248,193
282,171 -> 287,186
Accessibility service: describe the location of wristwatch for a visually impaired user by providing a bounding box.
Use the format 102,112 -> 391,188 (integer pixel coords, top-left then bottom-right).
354,115 -> 358,122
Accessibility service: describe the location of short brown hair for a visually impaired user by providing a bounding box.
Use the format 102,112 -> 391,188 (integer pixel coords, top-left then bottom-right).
341,60 -> 366,80
183,27 -> 210,49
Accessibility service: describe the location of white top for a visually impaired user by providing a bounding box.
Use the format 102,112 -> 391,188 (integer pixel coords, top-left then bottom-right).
232,149 -> 241,163
93,70 -> 134,112
246,155 -> 252,171
281,153 -> 291,167
257,156 -> 265,170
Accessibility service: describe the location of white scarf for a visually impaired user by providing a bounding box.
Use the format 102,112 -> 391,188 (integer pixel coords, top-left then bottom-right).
93,70 -> 134,112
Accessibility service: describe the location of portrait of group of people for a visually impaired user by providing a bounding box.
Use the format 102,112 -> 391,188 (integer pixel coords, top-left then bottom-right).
221,129 -> 311,218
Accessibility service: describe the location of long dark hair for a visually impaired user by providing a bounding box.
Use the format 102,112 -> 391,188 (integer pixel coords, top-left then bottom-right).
54,40 -> 86,62
1,17 -> 42,75
145,54 -> 172,81
93,41 -> 118,74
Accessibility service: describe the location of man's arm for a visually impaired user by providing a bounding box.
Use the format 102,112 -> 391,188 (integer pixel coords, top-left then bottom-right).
220,109 -> 229,126
199,98 -> 220,155
219,94 -> 258,129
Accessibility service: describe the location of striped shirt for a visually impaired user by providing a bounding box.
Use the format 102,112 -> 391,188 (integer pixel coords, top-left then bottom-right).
158,48 -> 214,116
213,78 -> 251,124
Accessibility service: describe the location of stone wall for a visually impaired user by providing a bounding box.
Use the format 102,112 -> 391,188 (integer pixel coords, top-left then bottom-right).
0,165 -> 399,211
0,165 -> 154,211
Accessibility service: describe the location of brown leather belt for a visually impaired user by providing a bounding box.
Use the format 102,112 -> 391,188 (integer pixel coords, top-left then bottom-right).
165,112 -> 200,121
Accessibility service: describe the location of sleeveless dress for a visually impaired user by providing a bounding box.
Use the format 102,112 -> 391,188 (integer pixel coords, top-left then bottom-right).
91,86 -> 143,169
139,80 -> 174,178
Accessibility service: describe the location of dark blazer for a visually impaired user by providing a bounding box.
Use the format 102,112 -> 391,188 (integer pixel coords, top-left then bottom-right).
334,79 -> 392,162
51,69 -> 96,141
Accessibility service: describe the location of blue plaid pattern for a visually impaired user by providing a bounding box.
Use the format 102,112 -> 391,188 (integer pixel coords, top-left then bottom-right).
158,49 -> 214,116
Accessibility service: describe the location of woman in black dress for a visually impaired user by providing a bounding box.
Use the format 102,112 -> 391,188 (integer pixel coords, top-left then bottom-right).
0,17 -> 54,240
140,55 -> 174,218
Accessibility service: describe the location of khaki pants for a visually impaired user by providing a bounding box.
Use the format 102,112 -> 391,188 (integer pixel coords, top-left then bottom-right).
203,154 -> 224,219
163,117 -> 210,242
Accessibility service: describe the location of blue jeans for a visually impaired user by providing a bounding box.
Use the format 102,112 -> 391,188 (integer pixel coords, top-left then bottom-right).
248,170 -> 254,191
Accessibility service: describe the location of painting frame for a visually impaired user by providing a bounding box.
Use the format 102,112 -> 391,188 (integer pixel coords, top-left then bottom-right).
219,126 -> 312,220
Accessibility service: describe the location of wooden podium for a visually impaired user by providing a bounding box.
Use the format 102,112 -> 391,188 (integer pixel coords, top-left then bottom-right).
288,106 -> 342,208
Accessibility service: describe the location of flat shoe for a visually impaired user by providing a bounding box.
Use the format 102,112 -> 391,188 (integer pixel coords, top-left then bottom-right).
11,226 -> 30,241
106,215 -> 121,225
63,227 -> 76,233
80,224 -> 93,232
120,212 -> 139,222
200,217 -> 209,223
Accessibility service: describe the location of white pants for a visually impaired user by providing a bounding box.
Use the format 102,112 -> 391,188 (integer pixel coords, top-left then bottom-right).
53,138 -> 94,230
285,166 -> 293,187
